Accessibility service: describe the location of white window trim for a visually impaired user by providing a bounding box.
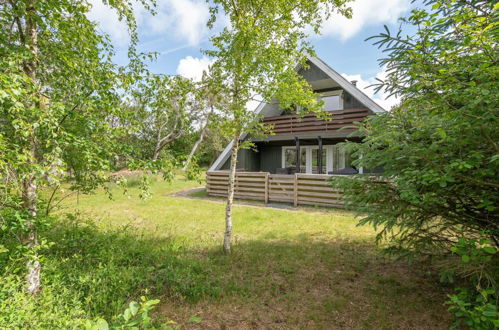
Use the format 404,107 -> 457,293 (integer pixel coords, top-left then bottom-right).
326,145 -> 333,173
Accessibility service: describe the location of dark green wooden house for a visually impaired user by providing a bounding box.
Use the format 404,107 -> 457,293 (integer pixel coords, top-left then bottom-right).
209,55 -> 385,176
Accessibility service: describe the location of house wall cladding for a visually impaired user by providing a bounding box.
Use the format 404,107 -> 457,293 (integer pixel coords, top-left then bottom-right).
220,148 -> 260,171
298,61 -> 330,82
259,145 -> 282,173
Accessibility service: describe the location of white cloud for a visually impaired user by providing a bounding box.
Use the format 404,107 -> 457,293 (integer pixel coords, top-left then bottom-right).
176,55 -> 263,112
321,0 -> 410,41
87,0 -> 132,46
176,56 -> 213,81
145,0 -> 210,46
87,0 -> 210,47
341,70 -> 399,110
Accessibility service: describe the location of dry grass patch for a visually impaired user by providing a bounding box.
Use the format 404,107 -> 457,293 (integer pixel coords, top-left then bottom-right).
158,239 -> 450,329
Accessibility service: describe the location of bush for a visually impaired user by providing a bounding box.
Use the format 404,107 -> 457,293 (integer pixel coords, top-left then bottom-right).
185,158 -> 202,182
332,1 -> 498,327
441,237 -> 498,329
447,287 -> 498,329
85,297 -> 163,329
0,274 -> 88,328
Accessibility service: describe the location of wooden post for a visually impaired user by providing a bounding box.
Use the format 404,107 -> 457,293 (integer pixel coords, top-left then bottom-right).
206,172 -> 210,193
294,173 -> 298,207
264,172 -> 269,204
295,137 -> 300,173
317,136 -> 323,174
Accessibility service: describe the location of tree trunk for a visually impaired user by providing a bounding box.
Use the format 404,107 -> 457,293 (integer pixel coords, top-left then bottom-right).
223,133 -> 240,253
22,0 -> 41,295
22,177 -> 41,295
152,138 -> 162,161
182,124 -> 208,171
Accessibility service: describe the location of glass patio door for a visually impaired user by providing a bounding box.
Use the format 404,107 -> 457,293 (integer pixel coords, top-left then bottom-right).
282,144 -> 356,174
311,147 -> 327,174
283,147 -> 306,172
283,146 -> 328,174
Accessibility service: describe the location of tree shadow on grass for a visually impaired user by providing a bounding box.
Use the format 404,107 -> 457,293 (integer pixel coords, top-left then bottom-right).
37,214 -> 222,321
163,238 -> 452,330
25,215 -> 451,329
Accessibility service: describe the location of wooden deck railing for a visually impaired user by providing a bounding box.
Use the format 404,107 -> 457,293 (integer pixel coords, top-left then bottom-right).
262,108 -> 369,136
206,171 -> 344,208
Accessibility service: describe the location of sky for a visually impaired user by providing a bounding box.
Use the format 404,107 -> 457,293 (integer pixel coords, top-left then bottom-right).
87,0 -> 416,110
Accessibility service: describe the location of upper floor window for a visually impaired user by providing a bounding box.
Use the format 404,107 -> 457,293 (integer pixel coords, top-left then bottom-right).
321,90 -> 343,111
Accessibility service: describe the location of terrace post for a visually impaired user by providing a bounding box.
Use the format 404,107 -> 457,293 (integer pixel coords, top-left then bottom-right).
264,172 -> 269,204
317,136 -> 323,174
294,173 -> 298,207
295,137 -> 300,173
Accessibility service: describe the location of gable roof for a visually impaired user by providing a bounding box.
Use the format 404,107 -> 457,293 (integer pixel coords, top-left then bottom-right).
208,55 -> 385,171
308,56 -> 385,113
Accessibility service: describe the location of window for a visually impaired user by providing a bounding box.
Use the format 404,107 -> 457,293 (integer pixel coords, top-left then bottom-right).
332,145 -> 353,171
321,90 -> 343,111
322,95 -> 341,111
282,144 -> 357,174
283,146 -> 327,174
284,148 -> 296,167
312,148 -> 327,174
283,147 -> 306,172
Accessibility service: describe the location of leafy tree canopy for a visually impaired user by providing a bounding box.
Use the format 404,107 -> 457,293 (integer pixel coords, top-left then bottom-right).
334,3 -> 498,325
0,0 -> 154,293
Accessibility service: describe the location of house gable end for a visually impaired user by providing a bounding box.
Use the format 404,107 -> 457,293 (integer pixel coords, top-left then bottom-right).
208,55 -> 385,171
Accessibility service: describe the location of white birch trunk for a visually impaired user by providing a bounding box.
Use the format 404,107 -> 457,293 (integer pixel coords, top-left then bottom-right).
22,177 -> 41,295
23,0 -> 41,295
182,124 -> 207,171
223,133 -> 240,253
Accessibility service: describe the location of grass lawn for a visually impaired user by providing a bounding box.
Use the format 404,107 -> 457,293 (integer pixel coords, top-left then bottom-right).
58,173 -> 451,329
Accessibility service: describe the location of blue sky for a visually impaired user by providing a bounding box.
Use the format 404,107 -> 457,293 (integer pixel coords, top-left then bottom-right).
88,0 -> 416,110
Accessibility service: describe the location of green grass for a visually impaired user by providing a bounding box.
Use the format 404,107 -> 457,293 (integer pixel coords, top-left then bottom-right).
187,187 -> 209,198
27,173 -> 451,328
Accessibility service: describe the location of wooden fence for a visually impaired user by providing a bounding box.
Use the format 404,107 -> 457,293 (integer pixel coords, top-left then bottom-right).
206,171 -> 344,208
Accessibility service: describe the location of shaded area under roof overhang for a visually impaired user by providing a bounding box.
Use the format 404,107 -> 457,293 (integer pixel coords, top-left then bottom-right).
248,131 -> 362,143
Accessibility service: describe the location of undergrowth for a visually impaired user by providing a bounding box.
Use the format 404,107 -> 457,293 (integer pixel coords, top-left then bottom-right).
0,213 -> 220,328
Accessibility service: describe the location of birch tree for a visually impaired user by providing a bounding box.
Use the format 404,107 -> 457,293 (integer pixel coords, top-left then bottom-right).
206,0 -> 351,253
0,0 -> 152,294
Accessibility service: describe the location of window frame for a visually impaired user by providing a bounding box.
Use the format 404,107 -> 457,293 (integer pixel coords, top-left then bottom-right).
320,90 -> 344,111
282,145 -> 334,174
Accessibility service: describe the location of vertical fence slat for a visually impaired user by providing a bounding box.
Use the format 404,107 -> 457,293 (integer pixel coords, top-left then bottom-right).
264,173 -> 269,204
293,173 -> 298,207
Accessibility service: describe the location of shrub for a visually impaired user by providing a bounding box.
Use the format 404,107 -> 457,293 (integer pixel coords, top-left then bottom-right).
442,237 -> 498,329
332,0 -> 498,326
185,158 -> 202,182
85,297 -> 163,330
0,274 -> 88,328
